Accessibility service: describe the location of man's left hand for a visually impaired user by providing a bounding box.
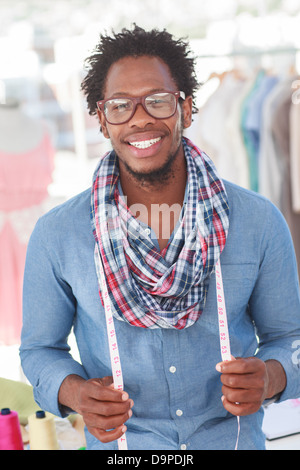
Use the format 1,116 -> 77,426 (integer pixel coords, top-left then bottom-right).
216,357 -> 286,416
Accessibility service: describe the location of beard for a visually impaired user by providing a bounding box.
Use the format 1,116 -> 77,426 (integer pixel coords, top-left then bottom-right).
121,139 -> 182,187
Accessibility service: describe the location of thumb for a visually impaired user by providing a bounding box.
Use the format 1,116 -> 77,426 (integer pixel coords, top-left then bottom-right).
216,355 -> 236,372
99,376 -> 114,387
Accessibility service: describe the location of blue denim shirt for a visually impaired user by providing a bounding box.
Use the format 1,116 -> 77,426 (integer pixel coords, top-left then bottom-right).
20,180 -> 300,450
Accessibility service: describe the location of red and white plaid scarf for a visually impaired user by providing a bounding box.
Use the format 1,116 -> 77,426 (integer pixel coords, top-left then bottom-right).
91,137 -> 229,329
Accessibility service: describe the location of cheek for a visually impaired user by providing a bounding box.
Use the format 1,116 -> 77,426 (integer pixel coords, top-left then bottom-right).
103,124 -> 118,143
102,123 -> 110,139
104,128 -> 125,155
172,113 -> 184,142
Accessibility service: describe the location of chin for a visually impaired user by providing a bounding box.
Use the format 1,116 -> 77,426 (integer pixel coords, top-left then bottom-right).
125,155 -> 178,186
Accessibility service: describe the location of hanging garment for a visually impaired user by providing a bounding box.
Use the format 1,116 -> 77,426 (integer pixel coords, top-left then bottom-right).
290,95 -> 300,214
187,74 -> 248,185
0,131 -> 54,344
225,75 -> 256,190
259,77 -> 294,208
241,72 -> 279,193
271,78 -> 300,275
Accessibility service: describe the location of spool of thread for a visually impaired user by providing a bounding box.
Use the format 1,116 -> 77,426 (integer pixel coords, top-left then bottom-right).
0,408 -> 24,450
28,410 -> 59,450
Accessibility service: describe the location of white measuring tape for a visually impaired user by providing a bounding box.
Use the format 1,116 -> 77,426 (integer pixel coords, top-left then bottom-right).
96,245 -> 239,450
95,245 -> 128,450
215,258 -> 240,450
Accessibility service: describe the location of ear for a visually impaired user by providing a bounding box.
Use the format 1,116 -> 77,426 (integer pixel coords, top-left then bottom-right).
182,95 -> 193,129
97,109 -> 110,139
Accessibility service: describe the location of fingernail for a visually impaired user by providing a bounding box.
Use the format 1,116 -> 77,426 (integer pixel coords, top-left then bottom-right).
128,409 -> 132,418
130,400 -> 134,408
216,363 -> 222,372
221,395 -> 225,402
122,425 -> 127,433
122,392 -> 129,401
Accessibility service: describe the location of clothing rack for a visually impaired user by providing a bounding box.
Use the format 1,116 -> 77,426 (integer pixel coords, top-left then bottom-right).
186,58 -> 300,272
195,47 -> 300,59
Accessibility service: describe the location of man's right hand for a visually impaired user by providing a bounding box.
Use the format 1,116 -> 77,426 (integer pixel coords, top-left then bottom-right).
58,374 -> 133,443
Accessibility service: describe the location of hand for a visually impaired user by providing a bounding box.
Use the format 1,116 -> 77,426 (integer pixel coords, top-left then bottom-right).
59,375 -> 133,443
215,357 -> 286,416
78,376 -> 134,443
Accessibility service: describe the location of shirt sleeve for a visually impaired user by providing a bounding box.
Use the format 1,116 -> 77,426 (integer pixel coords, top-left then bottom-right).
20,215 -> 89,417
249,200 -> 300,402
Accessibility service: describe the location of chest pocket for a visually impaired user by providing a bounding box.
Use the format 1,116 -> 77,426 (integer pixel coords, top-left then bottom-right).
202,263 -> 258,327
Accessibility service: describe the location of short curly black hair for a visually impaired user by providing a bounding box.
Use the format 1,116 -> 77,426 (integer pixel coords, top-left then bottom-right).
81,24 -> 200,116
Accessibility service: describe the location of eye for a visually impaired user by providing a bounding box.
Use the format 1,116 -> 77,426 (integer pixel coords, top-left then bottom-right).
146,93 -> 173,110
114,103 -> 130,112
147,97 -> 167,107
107,99 -> 131,114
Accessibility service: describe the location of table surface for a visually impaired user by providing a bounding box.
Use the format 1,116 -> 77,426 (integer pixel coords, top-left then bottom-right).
265,433 -> 300,450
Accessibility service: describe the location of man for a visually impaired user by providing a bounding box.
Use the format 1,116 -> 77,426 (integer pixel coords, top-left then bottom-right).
20,26 -> 300,450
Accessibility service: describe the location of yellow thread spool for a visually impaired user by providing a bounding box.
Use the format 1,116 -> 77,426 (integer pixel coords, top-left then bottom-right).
28,411 -> 59,450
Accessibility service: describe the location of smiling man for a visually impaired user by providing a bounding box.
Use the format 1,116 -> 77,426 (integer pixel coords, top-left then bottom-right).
20,26 -> 300,451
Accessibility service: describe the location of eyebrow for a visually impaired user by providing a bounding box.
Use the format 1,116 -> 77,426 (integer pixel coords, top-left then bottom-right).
107,88 -> 169,98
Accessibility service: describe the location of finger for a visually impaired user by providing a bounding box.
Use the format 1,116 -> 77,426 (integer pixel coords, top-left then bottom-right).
100,376 -> 114,387
220,370 -> 264,390
101,377 -> 129,394
215,355 -> 236,372
80,393 -> 133,420
222,384 -> 263,404
221,395 -> 260,416
82,399 -> 133,433
86,378 -> 129,402
86,406 -> 132,430
91,424 -> 127,444
216,357 -> 263,374
92,398 -> 133,417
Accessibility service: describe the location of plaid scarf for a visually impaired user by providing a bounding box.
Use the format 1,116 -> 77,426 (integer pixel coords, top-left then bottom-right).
91,137 -> 229,329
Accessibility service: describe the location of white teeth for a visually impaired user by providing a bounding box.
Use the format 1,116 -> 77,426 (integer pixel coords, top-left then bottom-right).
129,137 -> 161,149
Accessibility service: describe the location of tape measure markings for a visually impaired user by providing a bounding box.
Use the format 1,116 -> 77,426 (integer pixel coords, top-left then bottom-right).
215,258 -> 240,450
95,245 -> 128,450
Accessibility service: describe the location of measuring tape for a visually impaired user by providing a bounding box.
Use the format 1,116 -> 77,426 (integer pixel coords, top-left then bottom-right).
215,258 -> 240,450
95,245 -> 239,450
95,245 -> 128,450
215,259 -> 232,362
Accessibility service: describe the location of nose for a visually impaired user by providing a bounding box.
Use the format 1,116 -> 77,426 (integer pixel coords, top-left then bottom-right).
129,103 -> 156,127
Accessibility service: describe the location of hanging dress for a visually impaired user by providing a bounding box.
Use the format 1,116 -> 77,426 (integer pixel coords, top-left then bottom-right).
0,130 -> 55,344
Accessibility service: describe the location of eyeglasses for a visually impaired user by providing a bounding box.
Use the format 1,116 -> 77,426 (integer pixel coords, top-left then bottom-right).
97,91 -> 185,125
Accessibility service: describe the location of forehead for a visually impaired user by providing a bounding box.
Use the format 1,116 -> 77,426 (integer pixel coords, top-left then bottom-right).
103,55 -> 177,98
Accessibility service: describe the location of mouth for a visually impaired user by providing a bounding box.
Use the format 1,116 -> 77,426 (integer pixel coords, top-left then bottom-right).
124,133 -> 165,158
128,137 -> 162,149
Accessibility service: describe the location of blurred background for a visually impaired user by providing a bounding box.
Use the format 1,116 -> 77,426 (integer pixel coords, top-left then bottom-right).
0,0 -> 299,433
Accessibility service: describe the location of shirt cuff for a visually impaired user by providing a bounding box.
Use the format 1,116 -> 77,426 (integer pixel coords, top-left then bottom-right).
32,358 -> 89,418
256,347 -> 300,403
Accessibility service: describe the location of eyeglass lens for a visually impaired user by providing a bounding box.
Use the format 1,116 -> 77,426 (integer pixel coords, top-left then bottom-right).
104,92 -> 177,124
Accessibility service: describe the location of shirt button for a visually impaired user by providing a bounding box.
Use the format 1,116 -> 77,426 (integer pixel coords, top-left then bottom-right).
144,228 -> 151,236
176,409 -> 183,417
169,366 -> 176,373
181,444 -> 187,450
